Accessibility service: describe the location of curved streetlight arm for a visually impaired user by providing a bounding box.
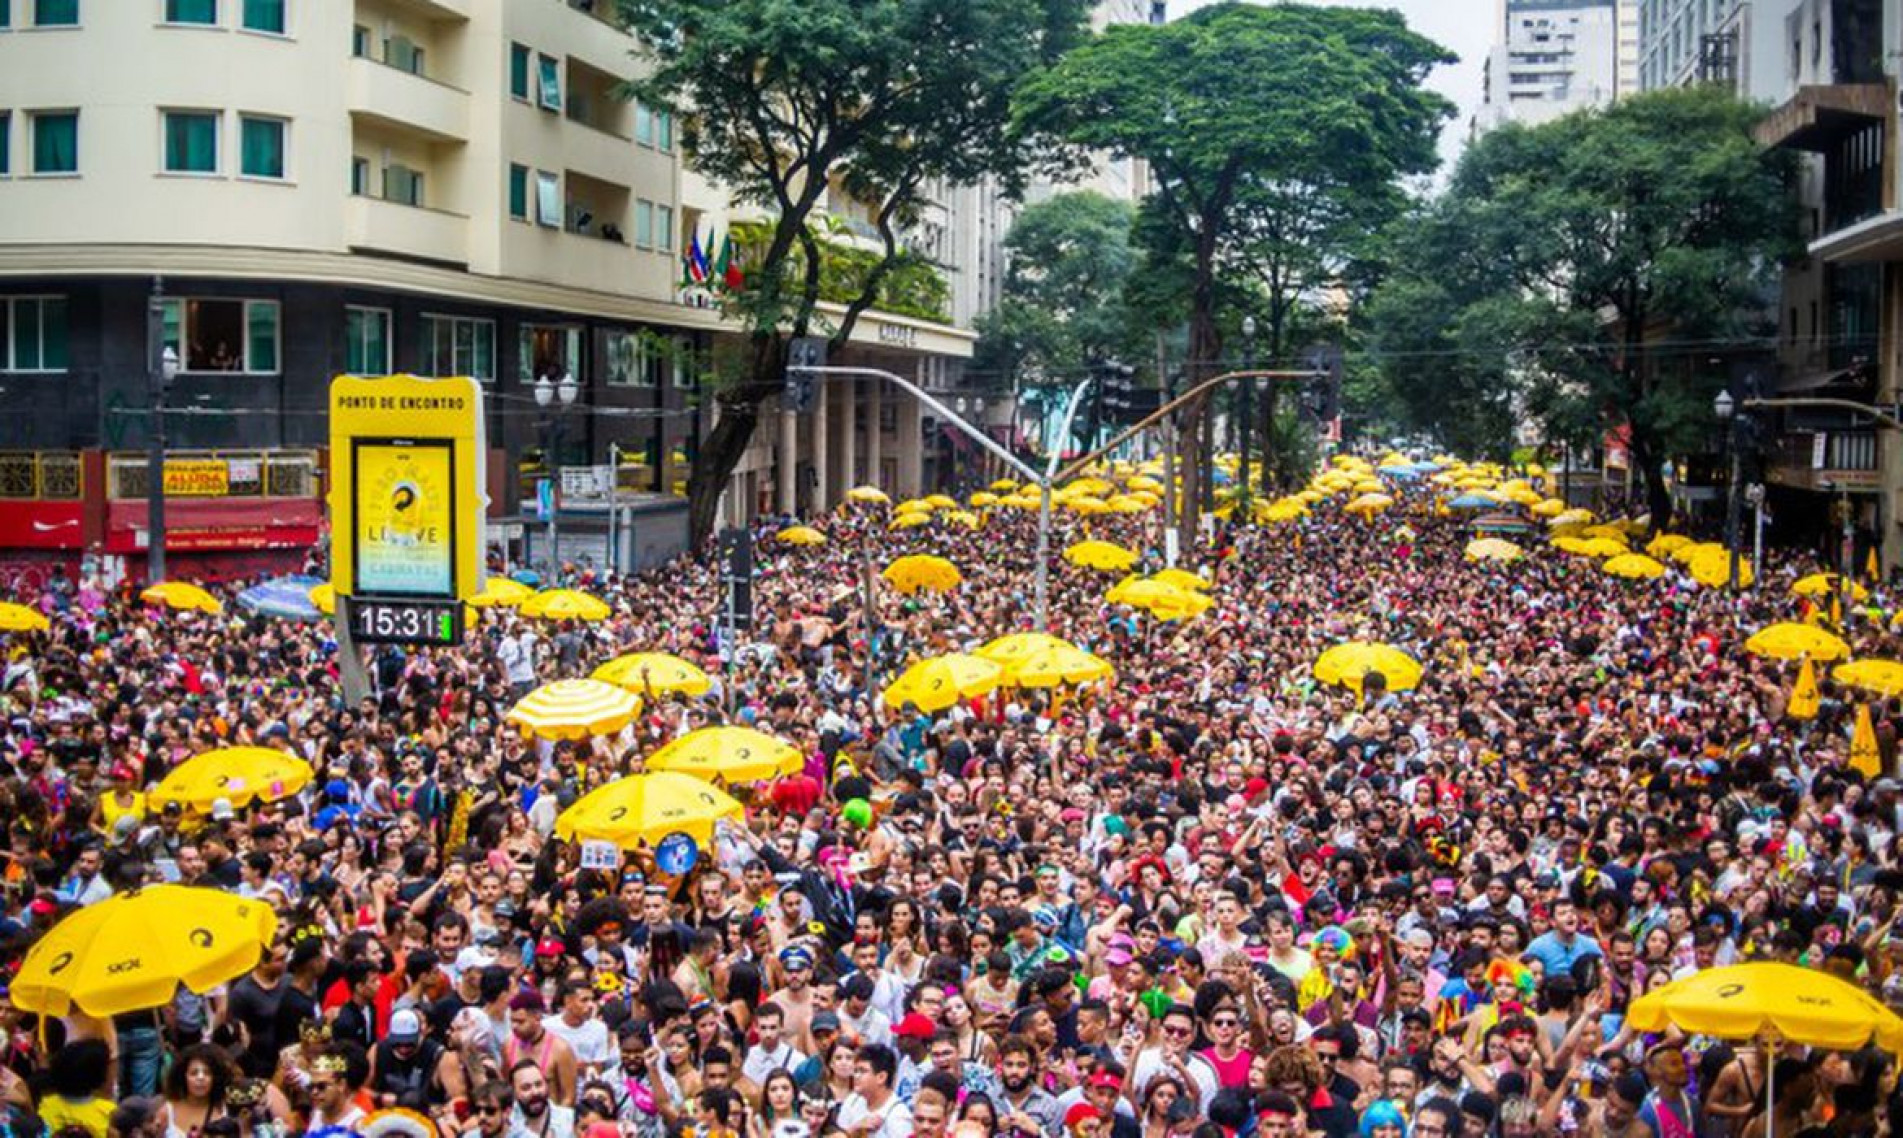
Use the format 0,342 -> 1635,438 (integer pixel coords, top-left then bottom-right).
1054,368 -> 1321,485
1741,397 -> 1903,432
798,365 -> 1043,484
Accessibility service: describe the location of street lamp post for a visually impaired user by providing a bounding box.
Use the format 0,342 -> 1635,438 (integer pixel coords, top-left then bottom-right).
1238,316 -> 1256,512
145,278 -> 180,584
1715,390 -> 1743,590
535,371 -> 578,572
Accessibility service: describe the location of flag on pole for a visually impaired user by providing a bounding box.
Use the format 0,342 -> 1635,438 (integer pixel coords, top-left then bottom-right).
1788,656 -> 1820,721
1869,546 -> 1880,582
680,229 -> 709,287
714,233 -> 744,291
1851,701 -> 1883,779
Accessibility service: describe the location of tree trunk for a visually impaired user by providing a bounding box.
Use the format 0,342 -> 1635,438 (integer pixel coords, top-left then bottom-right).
687,401 -> 762,546
1177,228 -> 1223,552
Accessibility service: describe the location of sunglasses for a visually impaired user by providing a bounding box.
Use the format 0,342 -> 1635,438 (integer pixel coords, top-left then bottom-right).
1210,1017 -> 1240,1028
476,1105 -> 506,1117
1162,1025 -> 1193,1038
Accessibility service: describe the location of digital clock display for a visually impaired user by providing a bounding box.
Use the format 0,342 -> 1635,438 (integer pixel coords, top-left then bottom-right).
347,597 -> 463,646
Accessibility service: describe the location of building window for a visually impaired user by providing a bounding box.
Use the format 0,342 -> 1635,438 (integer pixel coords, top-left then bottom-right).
508,163 -> 528,220
31,111 -> 76,174
635,103 -> 653,147
239,115 -> 284,179
344,306 -> 390,375
510,42 -> 530,99
240,0 -> 281,33
385,33 -> 423,76
422,314 -> 494,381
1,1 -> 9,27
352,23 -> 369,57
520,324 -> 580,384
673,339 -> 694,388
160,298 -> 280,374
655,204 -> 672,252
0,114 -> 9,177
536,54 -> 561,111
350,155 -> 368,195
0,297 -> 69,373
164,0 -> 216,24
163,110 -> 219,174
534,170 -> 559,226
657,109 -> 672,152
384,163 -> 423,207
33,0 -> 76,26
634,199 -> 653,248
605,331 -> 649,387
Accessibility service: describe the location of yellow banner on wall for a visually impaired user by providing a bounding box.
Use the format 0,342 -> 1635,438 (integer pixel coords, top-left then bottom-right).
163,460 -> 229,497
328,375 -> 486,600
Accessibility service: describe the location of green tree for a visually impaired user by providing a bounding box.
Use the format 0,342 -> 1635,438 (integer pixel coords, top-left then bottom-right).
1369,87 -> 1800,524
1016,2 -> 1452,537
619,0 -> 1091,542
972,191 -> 1138,391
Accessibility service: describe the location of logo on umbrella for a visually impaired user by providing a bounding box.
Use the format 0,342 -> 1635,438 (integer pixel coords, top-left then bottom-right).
609,807 -> 628,821
47,951 -> 73,975
189,928 -> 214,949
1717,984 -> 1743,998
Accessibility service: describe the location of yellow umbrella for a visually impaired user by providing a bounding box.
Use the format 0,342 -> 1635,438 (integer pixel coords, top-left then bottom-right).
1066,477 -> 1114,496
1553,536 -> 1627,558
1744,622 -> 1850,662
1150,568 -> 1210,592
1688,547 -> 1754,589
1834,659 -> 1903,697
1126,475 -> 1163,493
1464,538 -> 1524,563
1793,573 -> 1868,601
1344,493 -> 1394,517
13,886 -> 278,1017
593,653 -> 713,698
1313,641 -> 1423,693
1530,498 -> 1566,518
1579,524 -> 1630,543
891,511 -> 932,529
882,554 -> 962,595
505,679 -> 642,740
307,583 -> 336,615
150,747 -> 314,814
990,479 -> 1020,492
776,525 -> 827,547
1066,495 -> 1111,515
555,771 -> 742,849
924,494 -> 959,511
881,653 -> 1004,712
519,589 -> 612,622
975,632 -> 1074,668
1627,961 -> 1903,1122
0,602 -> 49,632
467,577 -> 534,609
1548,508 -> 1595,528
1261,501 -> 1308,523
1602,553 -> 1667,580
847,486 -> 891,504
1671,540 -> 1724,565
944,510 -> 983,529
1065,540 -> 1140,573
141,581 -> 223,614
1646,533 -> 1693,558
1106,577 -> 1210,620
970,492 -> 1001,508
895,498 -> 934,515
646,726 -> 802,783
1003,643 -> 1116,688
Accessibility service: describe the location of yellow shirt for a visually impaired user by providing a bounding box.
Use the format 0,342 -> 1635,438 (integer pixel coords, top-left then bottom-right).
41,1094 -> 113,1138
100,791 -> 146,832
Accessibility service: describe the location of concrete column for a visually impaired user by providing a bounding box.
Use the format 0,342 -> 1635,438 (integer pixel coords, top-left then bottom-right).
901,360 -> 926,497
838,379 -> 857,493
1881,267 -> 1902,577
778,404 -> 797,516
812,374 -> 831,512
866,380 -> 883,490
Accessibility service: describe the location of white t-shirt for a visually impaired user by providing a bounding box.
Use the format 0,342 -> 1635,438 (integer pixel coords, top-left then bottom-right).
834,1093 -> 912,1138
542,1014 -> 618,1084
742,1040 -> 806,1086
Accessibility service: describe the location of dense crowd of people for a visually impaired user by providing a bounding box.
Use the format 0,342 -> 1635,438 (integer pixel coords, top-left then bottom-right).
1,471 -> 1900,1138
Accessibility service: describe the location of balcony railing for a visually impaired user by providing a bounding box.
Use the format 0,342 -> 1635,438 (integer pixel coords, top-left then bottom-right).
1772,429 -> 1879,473
0,452 -> 81,500
107,451 -> 317,501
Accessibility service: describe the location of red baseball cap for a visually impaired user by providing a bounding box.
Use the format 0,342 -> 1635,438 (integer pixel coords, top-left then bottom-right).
893,1012 -> 936,1039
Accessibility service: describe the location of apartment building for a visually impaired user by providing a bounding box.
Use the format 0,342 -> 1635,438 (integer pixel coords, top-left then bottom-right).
1479,0 -> 1623,130
0,0 -> 974,575
1637,0 -> 1805,100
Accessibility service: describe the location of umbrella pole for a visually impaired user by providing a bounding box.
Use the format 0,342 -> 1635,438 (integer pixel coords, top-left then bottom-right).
1765,1035 -> 1776,1138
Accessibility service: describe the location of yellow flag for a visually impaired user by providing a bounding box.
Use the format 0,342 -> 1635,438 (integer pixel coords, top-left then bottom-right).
1869,547 -> 1880,582
1831,595 -> 1844,630
1850,702 -> 1883,779
1788,657 -> 1820,721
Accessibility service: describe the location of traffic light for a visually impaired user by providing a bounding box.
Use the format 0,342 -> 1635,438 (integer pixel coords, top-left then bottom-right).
1300,345 -> 1342,423
785,336 -> 825,413
1097,362 -> 1154,424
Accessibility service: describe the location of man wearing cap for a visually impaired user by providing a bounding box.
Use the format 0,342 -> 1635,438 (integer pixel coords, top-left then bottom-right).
767,945 -> 820,1050
370,1008 -> 462,1112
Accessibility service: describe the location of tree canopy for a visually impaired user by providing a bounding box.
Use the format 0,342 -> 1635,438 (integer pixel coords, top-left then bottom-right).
972,191 -> 1139,388
619,0 -> 1092,540
1367,86 -> 1800,522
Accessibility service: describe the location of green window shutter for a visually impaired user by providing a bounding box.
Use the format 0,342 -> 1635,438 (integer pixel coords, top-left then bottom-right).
510,43 -> 530,99
1,0 -> 12,28
246,303 -> 278,372
164,112 -> 217,173
40,299 -> 67,371
13,302 -> 40,370
0,114 -> 9,177
240,117 -> 283,178
537,55 -> 561,111
34,0 -> 77,26
508,164 -> 528,220
165,0 -> 216,23
32,112 -> 76,173
240,0 -> 282,33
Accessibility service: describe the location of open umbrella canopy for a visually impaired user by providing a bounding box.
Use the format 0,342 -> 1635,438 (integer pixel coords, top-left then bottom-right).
1554,536 -> 1629,558
519,589 -> 612,622
646,726 -> 802,783
505,679 -> 642,740
969,492 -> 1001,508
468,577 -> 535,609
1447,493 -> 1497,510
1603,553 -> 1667,580
1835,659 -> 1903,697
1471,513 -> 1536,534
975,632 -> 1074,668
1464,538 -> 1525,563
1150,568 -> 1210,592
1313,641 -> 1423,693
1106,577 -> 1211,620
881,653 -> 1004,712
141,581 -> 223,614
846,485 -> 891,504
1688,547 -> 1754,589
1064,540 -> 1139,573
1002,643 -> 1115,688
883,555 -> 962,595
775,525 -> 826,547
235,575 -> 325,621
593,653 -> 712,698
891,511 -> 932,529
1744,622 -> 1851,662
1529,498 -> 1567,518
923,494 -> 959,510
1646,533 -> 1694,558
1627,962 -> 1903,1052
308,583 -> 336,615
151,747 -> 314,814
1793,572 -> 1869,600
0,601 -> 49,632
555,771 -> 742,849
1578,524 -> 1630,543
989,478 -> 1019,492
1345,493 -> 1394,516
13,886 -> 278,1017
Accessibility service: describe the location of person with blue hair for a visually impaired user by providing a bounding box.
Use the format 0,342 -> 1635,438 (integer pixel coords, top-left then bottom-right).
1360,1099 -> 1408,1137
